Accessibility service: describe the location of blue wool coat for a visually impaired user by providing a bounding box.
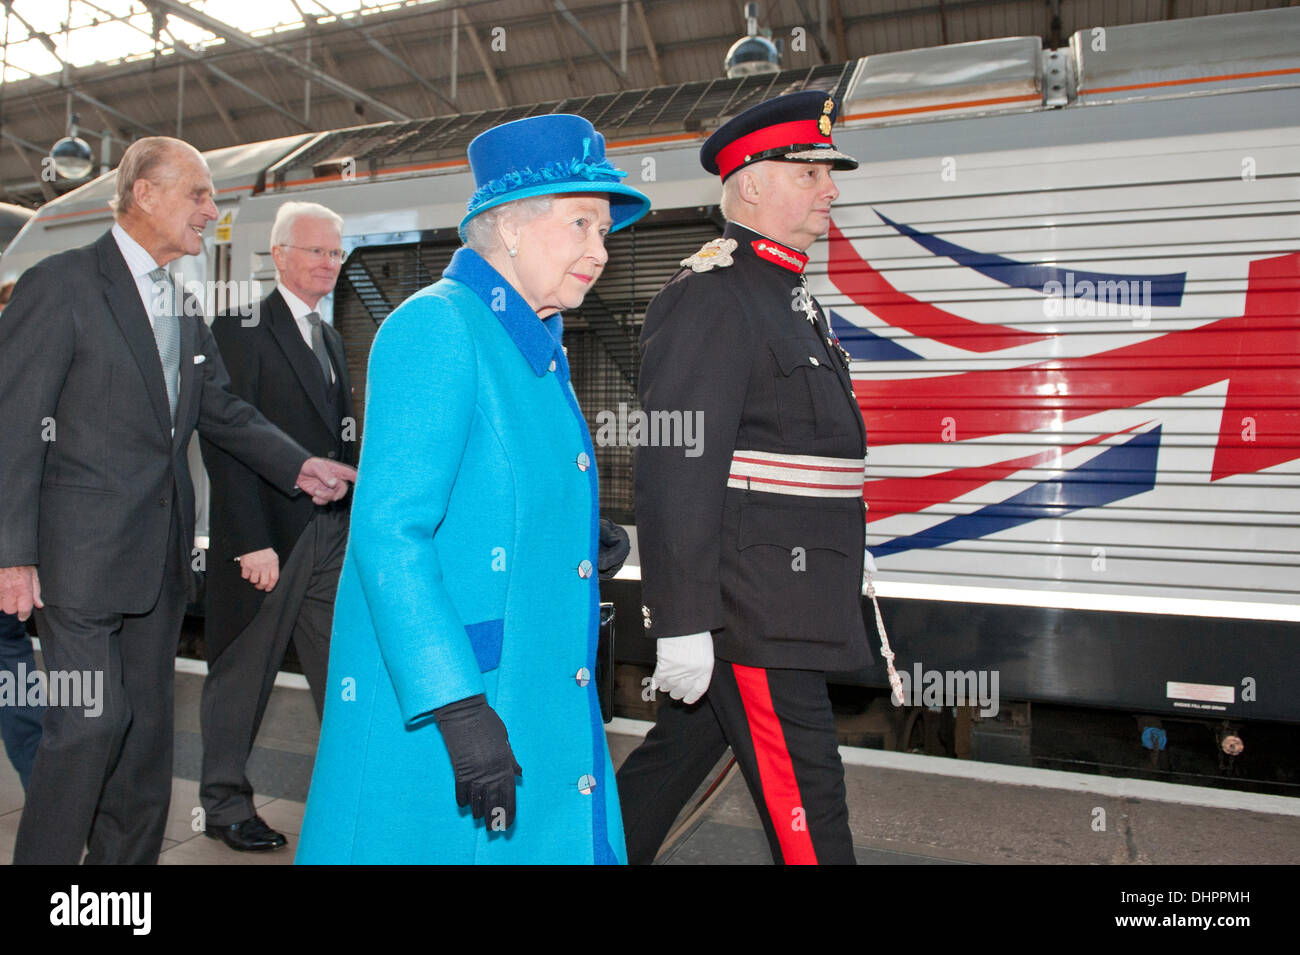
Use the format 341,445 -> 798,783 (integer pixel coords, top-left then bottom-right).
296,248 -> 624,864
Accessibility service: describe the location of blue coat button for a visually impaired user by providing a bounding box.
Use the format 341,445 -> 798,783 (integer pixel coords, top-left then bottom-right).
575,667 -> 590,686
576,452 -> 590,471
577,559 -> 593,578
548,359 -> 557,373
577,774 -> 597,795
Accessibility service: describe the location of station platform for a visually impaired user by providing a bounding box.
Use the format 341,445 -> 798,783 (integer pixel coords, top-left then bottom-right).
1,664 -> 1296,866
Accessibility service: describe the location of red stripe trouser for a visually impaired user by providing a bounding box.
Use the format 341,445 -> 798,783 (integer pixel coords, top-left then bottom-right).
616,659 -> 856,865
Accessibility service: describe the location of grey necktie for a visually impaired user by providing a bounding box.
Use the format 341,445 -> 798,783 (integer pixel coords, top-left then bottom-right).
148,267 -> 179,421
305,311 -> 333,385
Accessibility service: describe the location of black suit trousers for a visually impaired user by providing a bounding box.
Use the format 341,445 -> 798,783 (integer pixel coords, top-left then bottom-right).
14,515 -> 188,865
616,658 -> 856,865
198,507 -> 346,826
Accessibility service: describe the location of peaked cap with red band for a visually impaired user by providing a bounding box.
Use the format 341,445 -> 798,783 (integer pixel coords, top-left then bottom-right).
701,90 -> 859,181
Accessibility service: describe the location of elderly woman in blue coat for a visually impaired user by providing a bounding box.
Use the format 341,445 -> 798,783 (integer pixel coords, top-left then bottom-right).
296,115 -> 649,864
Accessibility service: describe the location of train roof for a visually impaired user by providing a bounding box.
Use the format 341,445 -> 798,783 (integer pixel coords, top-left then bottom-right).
263,6 -> 1299,192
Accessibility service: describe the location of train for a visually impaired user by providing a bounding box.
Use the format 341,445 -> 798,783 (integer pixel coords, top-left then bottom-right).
3,7 -> 1296,755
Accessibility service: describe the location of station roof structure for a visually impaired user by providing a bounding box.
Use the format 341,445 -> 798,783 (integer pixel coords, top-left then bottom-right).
0,0 -> 1291,205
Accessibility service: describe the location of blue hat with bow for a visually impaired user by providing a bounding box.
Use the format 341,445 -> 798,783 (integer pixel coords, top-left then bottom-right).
460,114 -> 651,241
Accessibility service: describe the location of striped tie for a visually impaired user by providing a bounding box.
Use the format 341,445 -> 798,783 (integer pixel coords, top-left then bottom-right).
149,267 -> 179,421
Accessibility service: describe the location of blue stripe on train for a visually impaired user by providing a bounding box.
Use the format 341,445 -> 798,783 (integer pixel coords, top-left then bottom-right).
875,210 -> 1187,308
872,426 -> 1161,558
830,309 -> 925,361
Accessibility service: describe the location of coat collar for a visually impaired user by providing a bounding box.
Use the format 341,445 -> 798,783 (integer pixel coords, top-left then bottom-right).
724,222 -> 809,274
442,247 -> 565,377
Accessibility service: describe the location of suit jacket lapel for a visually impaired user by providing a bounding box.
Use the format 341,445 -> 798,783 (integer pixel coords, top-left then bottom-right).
97,232 -> 172,440
265,290 -> 335,432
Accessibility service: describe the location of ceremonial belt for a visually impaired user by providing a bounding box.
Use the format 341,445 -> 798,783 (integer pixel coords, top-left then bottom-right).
727,450 -> 866,498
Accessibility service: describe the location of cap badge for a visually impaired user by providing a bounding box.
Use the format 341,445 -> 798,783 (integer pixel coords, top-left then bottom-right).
819,98 -> 834,136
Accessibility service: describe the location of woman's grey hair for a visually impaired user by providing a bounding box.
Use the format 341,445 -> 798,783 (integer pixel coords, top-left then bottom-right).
109,137 -> 188,219
271,201 -> 345,248
463,196 -> 554,254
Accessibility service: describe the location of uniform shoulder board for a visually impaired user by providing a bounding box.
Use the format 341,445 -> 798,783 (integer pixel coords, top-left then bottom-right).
680,237 -> 738,273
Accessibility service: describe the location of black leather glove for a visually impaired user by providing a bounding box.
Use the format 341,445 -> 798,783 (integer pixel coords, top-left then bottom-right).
598,518 -> 630,579
433,694 -> 522,830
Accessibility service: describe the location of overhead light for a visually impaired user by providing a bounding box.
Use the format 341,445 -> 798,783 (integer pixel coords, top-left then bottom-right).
725,3 -> 780,78
50,114 -> 95,181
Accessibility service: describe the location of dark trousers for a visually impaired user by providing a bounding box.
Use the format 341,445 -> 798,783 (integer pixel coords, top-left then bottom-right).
14,524 -> 188,865
199,509 -> 345,827
0,611 -> 44,790
616,659 -> 856,865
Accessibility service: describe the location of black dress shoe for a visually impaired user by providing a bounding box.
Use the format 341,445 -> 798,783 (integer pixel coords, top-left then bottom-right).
205,814 -> 288,852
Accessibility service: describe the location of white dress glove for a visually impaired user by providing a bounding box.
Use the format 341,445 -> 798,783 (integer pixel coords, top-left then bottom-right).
652,632 -> 714,705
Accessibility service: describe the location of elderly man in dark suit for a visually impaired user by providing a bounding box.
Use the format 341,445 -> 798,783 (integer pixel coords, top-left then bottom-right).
0,136 -> 356,865
198,201 -> 355,852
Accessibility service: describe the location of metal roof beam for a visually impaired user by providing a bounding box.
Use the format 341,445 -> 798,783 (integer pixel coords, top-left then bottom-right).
187,65 -> 240,142
548,10 -> 581,92
553,0 -> 626,87
458,9 -> 508,109
0,2 -> 159,140
5,63 -> 160,136
829,0 -> 847,62
197,57 -> 315,131
154,27 -> 314,132
632,0 -> 665,86
3,134 -> 55,201
73,5 -> 305,138
147,0 -> 412,122
794,0 -> 833,63
360,29 -> 458,114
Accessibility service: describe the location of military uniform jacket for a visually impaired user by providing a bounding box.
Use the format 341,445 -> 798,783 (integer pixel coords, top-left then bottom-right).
636,222 -> 870,672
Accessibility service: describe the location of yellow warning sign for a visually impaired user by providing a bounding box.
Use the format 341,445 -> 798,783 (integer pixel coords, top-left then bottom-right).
214,211 -> 233,245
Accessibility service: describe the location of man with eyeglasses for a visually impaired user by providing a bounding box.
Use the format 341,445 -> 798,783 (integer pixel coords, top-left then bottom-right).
198,201 -> 357,852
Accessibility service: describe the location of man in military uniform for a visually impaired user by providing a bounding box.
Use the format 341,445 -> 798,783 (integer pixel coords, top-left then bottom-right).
616,91 -> 868,865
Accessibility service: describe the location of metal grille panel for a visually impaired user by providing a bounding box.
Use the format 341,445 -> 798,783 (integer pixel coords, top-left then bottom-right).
332,215 -> 722,516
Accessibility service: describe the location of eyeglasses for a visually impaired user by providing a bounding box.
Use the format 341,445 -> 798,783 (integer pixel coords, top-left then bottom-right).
283,245 -> 346,262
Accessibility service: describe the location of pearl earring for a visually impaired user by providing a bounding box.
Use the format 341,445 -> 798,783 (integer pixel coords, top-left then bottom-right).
508,245 -> 518,258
